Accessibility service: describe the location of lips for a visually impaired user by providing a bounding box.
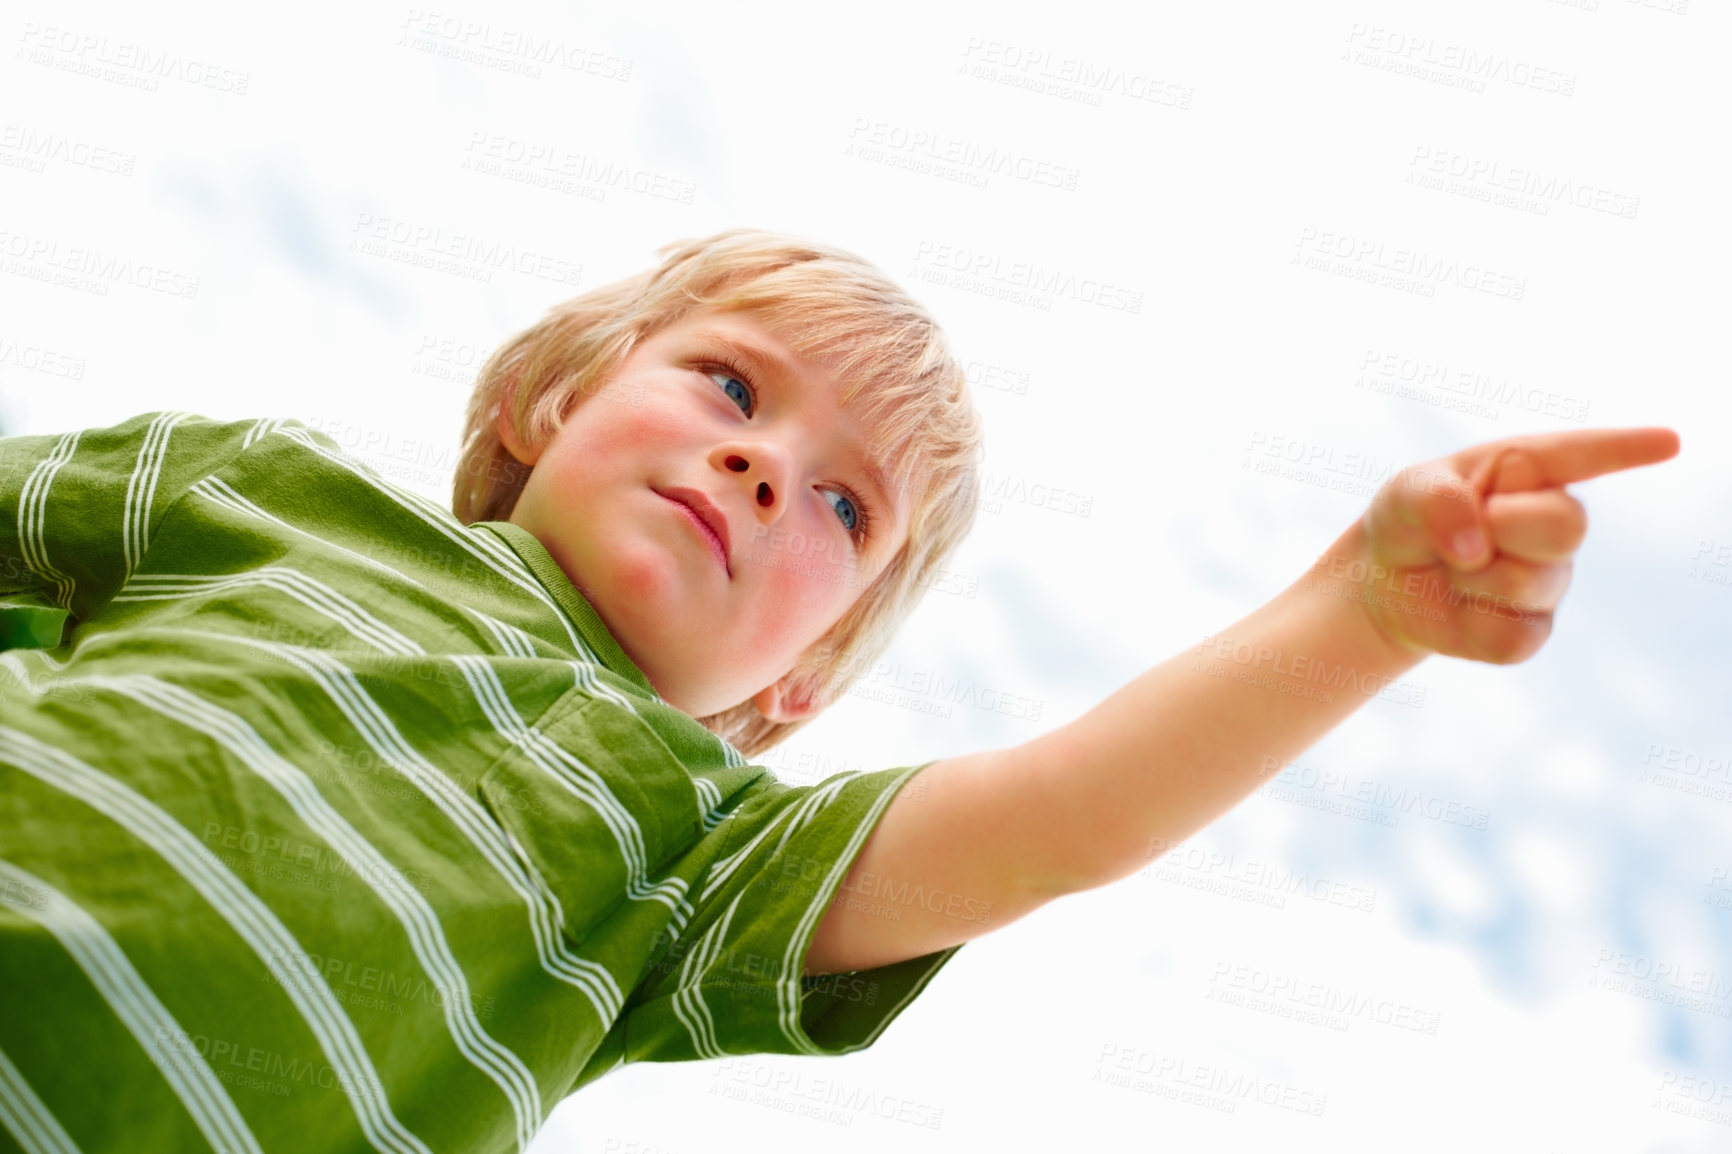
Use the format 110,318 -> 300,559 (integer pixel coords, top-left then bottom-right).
656,487 -> 732,577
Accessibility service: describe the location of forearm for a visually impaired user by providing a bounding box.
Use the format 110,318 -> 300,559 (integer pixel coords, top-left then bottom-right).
1003,515 -> 1427,898
806,517 -> 1425,974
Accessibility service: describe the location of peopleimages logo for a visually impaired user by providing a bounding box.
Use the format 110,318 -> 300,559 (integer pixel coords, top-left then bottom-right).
910,241 -> 1143,313
15,21 -> 251,94
709,1058 -> 944,1130
463,131 -> 696,204
1293,227 -> 1526,301
1355,349 -> 1592,424
957,38 -> 1194,109
0,334 -> 86,379
845,118 -> 1082,190
0,124 -> 136,176
1207,961 -> 1444,1035
0,228 -> 200,299
1407,146 -> 1640,220
1259,755 -> 1489,830
397,9 -> 632,81
347,213 -> 582,286
1342,24 -> 1576,96
1091,1043 -> 1328,1116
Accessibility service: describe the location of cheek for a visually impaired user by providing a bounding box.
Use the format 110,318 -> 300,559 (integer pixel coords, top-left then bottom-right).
747,536 -> 868,645
552,399 -> 678,465
520,397 -> 683,514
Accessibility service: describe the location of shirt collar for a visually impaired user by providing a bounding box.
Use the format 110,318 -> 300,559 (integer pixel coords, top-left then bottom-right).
472,521 -> 657,696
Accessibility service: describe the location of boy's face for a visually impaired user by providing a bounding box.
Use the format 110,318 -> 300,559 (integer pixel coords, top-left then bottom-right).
501,307 -> 909,721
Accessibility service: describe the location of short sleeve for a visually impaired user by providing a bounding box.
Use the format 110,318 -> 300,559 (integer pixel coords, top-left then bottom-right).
0,411 -> 256,639
618,764 -> 962,1065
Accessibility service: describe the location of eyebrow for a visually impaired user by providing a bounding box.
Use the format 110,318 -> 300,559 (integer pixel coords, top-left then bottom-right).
692,328 -> 902,530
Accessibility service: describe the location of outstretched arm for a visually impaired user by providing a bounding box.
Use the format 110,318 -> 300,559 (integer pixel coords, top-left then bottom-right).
804,426 -> 1680,975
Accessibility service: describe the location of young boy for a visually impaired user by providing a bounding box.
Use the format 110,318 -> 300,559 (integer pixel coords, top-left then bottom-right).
0,229 -> 1678,1154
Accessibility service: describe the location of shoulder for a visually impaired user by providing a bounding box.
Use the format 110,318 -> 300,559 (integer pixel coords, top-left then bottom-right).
26,412 -> 323,464
122,413 -> 359,490
0,411 -> 279,489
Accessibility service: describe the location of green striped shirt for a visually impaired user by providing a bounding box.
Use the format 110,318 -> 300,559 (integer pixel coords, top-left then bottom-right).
0,412 -> 959,1154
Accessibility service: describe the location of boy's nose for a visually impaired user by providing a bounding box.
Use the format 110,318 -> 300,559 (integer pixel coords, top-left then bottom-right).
725,454 -> 775,508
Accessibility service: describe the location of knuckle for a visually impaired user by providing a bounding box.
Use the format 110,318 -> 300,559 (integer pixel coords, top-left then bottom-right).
1416,475 -> 1471,521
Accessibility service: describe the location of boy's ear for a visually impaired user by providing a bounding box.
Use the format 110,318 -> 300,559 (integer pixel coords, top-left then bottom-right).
751,677 -> 823,725
495,400 -> 544,466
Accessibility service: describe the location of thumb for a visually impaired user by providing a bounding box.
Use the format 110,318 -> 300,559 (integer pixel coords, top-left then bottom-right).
1434,448 -> 1510,570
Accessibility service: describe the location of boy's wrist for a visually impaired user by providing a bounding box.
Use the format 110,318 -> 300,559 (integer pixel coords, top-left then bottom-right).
1293,518 -> 1436,670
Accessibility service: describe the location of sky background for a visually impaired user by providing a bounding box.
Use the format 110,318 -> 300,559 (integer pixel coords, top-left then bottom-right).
3,0 -> 1729,1149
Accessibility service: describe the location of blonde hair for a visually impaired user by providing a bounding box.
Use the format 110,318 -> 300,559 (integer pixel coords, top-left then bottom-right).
454,229 -> 984,756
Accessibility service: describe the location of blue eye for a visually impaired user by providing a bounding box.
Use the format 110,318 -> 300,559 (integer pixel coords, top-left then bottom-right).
822,489 -> 858,532
708,370 -> 752,414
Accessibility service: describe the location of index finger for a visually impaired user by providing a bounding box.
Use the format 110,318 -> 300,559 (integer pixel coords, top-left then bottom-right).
1453,427 -> 1680,494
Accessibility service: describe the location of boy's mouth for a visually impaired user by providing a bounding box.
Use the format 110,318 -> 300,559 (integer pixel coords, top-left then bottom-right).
655,487 -> 732,577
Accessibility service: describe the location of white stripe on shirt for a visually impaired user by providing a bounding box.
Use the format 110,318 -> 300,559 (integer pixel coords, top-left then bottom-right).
0,724 -> 435,1154
77,675 -> 545,1152
0,858 -> 265,1154
0,1045 -> 82,1154
121,412 -> 188,580
17,431 -> 81,612
116,570 -> 424,657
